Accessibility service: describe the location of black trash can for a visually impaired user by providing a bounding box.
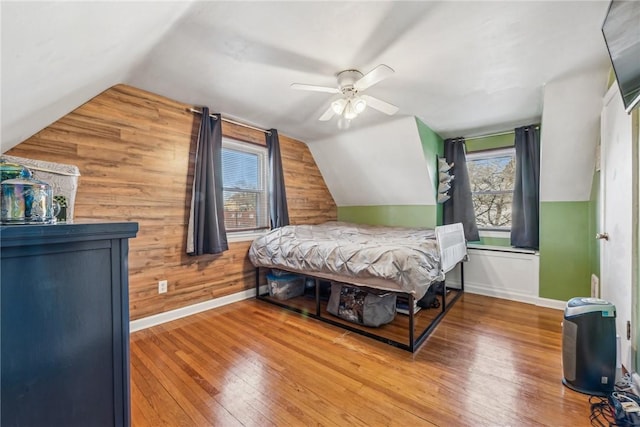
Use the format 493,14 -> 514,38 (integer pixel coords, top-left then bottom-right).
562,297 -> 616,396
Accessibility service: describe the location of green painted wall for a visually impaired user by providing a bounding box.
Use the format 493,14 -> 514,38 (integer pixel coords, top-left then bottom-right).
415,117 -> 444,225
338,205 -> 438,228
466,132 -> 514,152
539,202 -> 591,300
607,68 -> 616,89
477,236 -> 511,246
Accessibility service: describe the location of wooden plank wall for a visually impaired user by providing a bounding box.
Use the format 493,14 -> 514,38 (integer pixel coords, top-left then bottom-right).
6,84 -> 337,320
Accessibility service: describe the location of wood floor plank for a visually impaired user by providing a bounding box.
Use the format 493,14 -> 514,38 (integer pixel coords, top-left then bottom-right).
165,327 -> 291,426
158,324 -> 304,426
132,337 -> 234,427
130,351 -> 204,426
131,373 -> 174,427
131,293 -> 593,426
218,308 -> 453,425
177,315 -> 370,426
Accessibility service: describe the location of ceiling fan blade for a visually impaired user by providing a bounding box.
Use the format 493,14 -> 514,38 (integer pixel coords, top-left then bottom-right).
291,83 -> 340,94
354,64 -> 395,91
361,95 -> 399,115
318,105 -> 336,121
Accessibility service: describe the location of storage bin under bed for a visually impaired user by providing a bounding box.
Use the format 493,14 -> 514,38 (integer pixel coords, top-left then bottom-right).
266,272 -> 305,300
327,281 -> 397,327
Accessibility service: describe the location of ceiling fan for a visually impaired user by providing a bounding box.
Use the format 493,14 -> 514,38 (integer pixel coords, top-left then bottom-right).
291,64 -> 399,129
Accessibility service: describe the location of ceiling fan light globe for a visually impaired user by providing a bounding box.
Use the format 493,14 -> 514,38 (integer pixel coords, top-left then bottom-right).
337,117 -> 351,130
352,97 -> 367,114
343,101 -> 358,120
331,99 -> 346,115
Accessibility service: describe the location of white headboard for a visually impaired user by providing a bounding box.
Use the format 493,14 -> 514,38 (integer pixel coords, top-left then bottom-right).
435,223 -> 467,274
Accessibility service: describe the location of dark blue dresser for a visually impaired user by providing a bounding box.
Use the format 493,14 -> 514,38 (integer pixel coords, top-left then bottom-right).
1,222 -> 138,427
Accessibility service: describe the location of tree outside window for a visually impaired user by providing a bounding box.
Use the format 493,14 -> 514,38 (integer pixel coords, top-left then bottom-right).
466,148 -> 515,230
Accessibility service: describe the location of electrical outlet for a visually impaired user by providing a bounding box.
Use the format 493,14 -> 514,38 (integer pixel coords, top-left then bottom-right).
158,280 -> 168,294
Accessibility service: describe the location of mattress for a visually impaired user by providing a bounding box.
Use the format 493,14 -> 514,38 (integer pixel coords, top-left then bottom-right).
248,222 -> 446,298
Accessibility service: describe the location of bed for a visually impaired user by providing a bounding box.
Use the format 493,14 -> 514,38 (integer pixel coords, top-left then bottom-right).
248,221 -> 467,352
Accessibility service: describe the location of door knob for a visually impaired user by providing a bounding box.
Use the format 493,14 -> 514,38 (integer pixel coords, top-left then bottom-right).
596,232 -> 609,241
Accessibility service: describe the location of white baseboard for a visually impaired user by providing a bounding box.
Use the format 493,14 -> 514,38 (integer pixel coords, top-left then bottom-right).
130,285 -> 268,332
535,297 -> 567,310
464,283 -> 540,306
447,279 -> 566,310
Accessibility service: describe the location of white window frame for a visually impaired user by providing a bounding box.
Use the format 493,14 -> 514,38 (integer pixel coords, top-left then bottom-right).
221,137 -> 269,241
466,147 -> 515,233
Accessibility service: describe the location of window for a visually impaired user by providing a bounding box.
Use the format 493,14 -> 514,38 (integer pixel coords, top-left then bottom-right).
221,138 -> 269,232
466,147 -> 515,230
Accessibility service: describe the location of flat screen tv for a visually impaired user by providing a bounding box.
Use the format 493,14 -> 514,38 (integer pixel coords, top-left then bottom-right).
602,0 -> 640,113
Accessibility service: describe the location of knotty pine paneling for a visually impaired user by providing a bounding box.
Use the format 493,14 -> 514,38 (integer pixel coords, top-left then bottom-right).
6,84 -> 337,320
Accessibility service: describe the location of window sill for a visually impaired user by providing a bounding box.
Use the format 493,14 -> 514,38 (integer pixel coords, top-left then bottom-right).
467,243 -> 538,255
227,230 -> 268,243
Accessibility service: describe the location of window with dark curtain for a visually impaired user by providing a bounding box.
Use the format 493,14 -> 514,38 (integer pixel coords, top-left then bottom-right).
266,129 -> 289,228
186,108 -> 229,255
510,125 -> 540,249
443,137 -> 480,242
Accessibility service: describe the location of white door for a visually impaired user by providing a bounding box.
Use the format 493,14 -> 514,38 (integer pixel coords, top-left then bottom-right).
600,83 -> 636,371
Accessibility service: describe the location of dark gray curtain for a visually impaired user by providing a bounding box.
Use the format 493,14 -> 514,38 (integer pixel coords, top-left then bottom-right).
443,137 -> 480,241
511,125 -> 540,249
187,107 -> 228,255
266,129 -> 290,228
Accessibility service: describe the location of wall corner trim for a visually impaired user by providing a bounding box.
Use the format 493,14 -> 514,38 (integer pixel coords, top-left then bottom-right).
130,285 -> 268,332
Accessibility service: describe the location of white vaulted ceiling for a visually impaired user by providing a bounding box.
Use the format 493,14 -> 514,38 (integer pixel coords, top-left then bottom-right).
308,116 -> 434,206
2,1 -> 612,154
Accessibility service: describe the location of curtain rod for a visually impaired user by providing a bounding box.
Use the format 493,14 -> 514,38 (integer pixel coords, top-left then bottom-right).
465,125 -> 539,141
189,108 -> 271,135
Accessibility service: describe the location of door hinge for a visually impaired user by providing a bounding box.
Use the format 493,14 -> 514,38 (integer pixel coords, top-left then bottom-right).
627,320 -> 631,340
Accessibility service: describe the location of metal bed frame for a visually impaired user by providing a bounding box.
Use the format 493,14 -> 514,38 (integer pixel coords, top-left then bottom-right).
255,263 -> 464,352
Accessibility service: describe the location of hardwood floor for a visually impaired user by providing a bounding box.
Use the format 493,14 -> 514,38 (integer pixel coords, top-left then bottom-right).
130,293 -> 592,426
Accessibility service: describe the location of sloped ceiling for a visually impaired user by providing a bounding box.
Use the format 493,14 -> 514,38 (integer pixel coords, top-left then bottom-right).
540,69 -> 608,202
2,1 -> 612,154
1,1 -> 193,152
308,116 -> 434,206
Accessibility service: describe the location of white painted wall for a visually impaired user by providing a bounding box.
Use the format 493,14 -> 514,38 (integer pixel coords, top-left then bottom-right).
1,2 -> 192,152
540,69 -> 609,202
600,83 -> 636,372
446,247 -> 541,306
307,116 -> 436,206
